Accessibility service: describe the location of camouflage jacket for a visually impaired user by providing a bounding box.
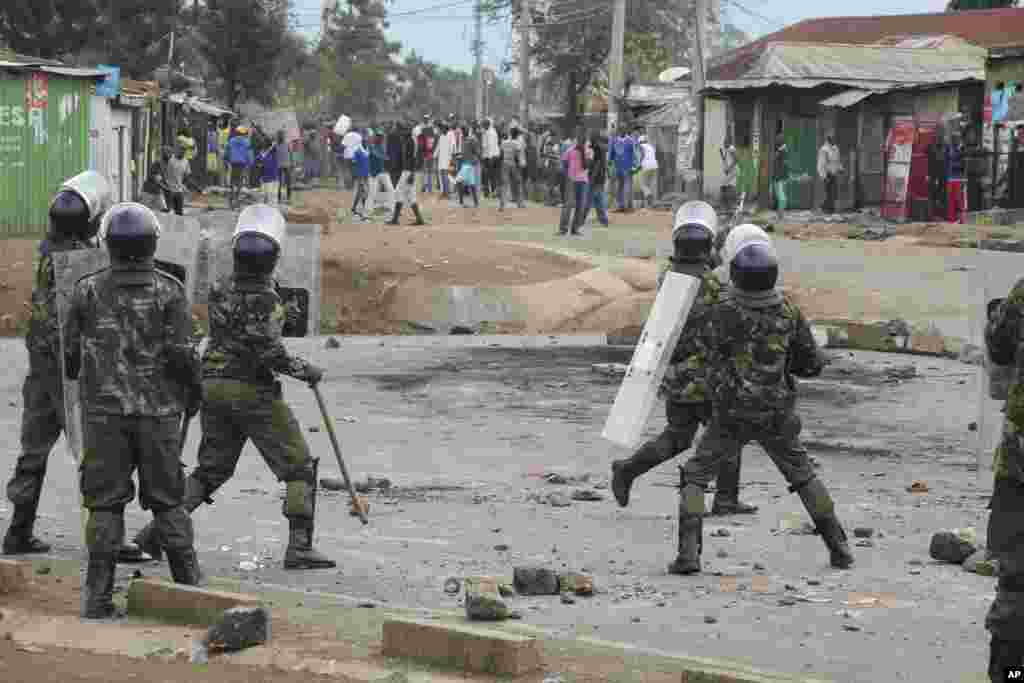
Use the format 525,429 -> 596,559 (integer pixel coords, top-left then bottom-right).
64,267 -> 194,416
702,291 -> 823,424
986,279 -> 1024,483
26,236 -> 95,360
658,262 -> 723,404
201,275 -> 315,386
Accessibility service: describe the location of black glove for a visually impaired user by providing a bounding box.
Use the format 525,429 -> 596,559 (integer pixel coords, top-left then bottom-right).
988,298 -> 1006,321
304,364 -> 324,386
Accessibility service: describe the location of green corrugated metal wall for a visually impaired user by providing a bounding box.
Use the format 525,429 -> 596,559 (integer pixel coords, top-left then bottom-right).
0,74 -> 92,236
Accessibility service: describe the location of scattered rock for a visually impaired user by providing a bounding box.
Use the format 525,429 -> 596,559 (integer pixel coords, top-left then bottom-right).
450,325 -> 478,335
710,528 -> 731,537
853,527 -> 874,538
631,617 -> 642,623
929,530 -> 977,564
494,544 -> 510,552
203,606 -> 270,653
963,551 -> 999,577
558,572 -> 594,596
591,363 -> 628,377
753,562 -> 766,571
324,337 -> 341,349
907,481 -> 929,493
357,601 -> 377,608
465,592 -> 513,621
716,549 -> 729,559
968,422 -> 979,432
842,624 -> 862,632
320,477 -> 346,491
571,489 -> 604,502
778,597 -> 797,606
544,473 -> 570,485
704,615 -> 718,624
349,495 -> 370,517
807,579 -> 821,586
17,645 -> 45,654
885,364 -> 917,380
560,593 -> 575,605
546,492 -> 572,508
514,567 -> 560,596
856,540 -> 874,548
35,565 -> 51,575
238,561 -> 259,571
443,577 -> 461,594
308,426 -> 320,433
908,559 -> 923,566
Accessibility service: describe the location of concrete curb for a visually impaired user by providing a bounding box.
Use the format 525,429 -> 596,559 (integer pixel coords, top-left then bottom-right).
382,617 -> 543,676
318,333 -> 610,349
125,577 -> 263,627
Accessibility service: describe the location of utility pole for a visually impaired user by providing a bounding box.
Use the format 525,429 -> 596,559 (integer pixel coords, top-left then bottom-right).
518,0 -> 530,126
692,0 -> 708,198
607,0 -> 626,138
474,0 -> 484,121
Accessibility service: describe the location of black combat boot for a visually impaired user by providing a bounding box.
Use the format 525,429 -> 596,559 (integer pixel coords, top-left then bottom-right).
668,483 -> 704,575
132,477 -> 208,562
387,203 -> 403,225
165,548 -> 203,586
709,455 -> 759,516
2,500 -> 51,554
611,440 -> 674,508
795,478 -> 854,569
284,519 -> 336,570
410,203 -> 426,226
81,553 -> 123,620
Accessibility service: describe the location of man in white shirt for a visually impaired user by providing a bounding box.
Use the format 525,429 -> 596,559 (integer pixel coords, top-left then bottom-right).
436,122 -> 454,199
340,128 -> 362,191
481,118 -> 501,198
817,134 -> 843,214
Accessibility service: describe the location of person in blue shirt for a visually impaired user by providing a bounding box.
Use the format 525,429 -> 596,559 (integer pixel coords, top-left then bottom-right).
351,134 -> 371,220
224,127 -> 255,209
367,129 -> 394,216
609,127 -> 637,212
945,129 -> 966,223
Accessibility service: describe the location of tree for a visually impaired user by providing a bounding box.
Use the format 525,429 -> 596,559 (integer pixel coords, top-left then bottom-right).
947,0 -> 1017,9
197,0 -> 291,110
0,1 -> 103,61
90,0 -> 182,78
319,0 -> 402,121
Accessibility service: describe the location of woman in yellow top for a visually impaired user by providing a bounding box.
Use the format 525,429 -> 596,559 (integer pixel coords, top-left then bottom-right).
176,128 -> 197,162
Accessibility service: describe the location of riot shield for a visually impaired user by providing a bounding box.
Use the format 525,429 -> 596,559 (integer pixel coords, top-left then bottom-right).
54,213 -> 202,466
197,210 -> 322,336
602,272 -> 701,448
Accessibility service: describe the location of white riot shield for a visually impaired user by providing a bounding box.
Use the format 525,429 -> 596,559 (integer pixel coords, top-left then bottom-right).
602,272 -> 701,448
197,210 -> 322,336
55,214 -> 202,465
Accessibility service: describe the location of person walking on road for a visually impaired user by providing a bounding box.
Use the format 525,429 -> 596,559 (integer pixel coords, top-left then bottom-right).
817,134 -> 842,214
612,202 -> 758,515
67,203 -> 204,618
772,133 -> 789,223
436,122 -> 453,199
585,132 -> 610,227
225,127 -> 254,210
671,224 -> 854,576
164,146 -> 190,216
557,129 -> 591,236
610,127 -> 637,212
386,122 -> 427,226
637,135 -> 659,208
499,127 -> 526,210
481,118 -> 501,198
274,131 -> 294,204
983,287 -> 1024,679
457,125 -> 480,208
132,205 -> 335,572
3,173 -> 111,557
351,137 -> 371,220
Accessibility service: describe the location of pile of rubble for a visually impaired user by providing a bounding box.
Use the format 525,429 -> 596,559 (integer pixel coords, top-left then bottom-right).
929,527 -> 998,576
455,567 -> 597,621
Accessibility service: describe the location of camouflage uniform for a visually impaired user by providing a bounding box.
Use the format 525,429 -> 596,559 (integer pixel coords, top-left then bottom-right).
610,261 -> 755,514
674,287 -> 852,573
65,259 -> 200,615
133,272 -> 331,569
984,282 -> 1024,678
3,236 -> 94,554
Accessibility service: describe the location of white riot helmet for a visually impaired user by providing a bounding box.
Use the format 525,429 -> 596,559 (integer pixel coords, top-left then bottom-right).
720,223 -> 772,269
671,201 -> 718,262
233,204 -> 285,276
50,170 -> 113,241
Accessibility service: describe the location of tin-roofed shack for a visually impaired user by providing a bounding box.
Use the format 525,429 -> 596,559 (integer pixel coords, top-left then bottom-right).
0,54 -> 107,235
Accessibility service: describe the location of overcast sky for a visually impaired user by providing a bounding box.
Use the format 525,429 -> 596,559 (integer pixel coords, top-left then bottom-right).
292,0 -> 953,75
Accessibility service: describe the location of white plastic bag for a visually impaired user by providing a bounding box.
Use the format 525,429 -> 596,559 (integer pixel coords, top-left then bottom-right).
333,114 -> 351,137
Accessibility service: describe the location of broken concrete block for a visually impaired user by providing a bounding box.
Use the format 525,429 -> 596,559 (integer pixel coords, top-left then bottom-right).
465,592 -> 513,621
514,567 -> 560,596
908,333 -> 946,355
558,572 -> 594,596
126,578 -> 263,626
545,491 -> 572,507
929,531 -> 977,564
570,489 -> 604,502
204,606 -> 270,653
0,559 -> 29,594
963,551 -> 999,577
382,618 -> 542,676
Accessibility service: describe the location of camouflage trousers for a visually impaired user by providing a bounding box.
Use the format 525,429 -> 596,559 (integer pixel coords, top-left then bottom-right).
682,410 -> 815,491
6,354 -> 64,507
81,413 -> 193,553
191,379 -> 316,520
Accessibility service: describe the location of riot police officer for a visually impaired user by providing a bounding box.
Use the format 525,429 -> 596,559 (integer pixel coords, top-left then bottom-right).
612,202 -> 757,519
673,225 -> 854,575
3,172 -> 110,555
132,205 -> 335,570
65,203 -> 203,618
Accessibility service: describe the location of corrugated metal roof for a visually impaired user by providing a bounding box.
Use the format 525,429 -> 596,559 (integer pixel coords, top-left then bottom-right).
634,100 -> 694,127
0,62 -> 108,78
704,42 -> 984,92
164,92 -> 234,117
819,89 -> 878,108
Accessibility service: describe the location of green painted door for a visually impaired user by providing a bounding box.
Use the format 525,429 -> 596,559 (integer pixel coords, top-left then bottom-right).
784,117 -> 818,210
